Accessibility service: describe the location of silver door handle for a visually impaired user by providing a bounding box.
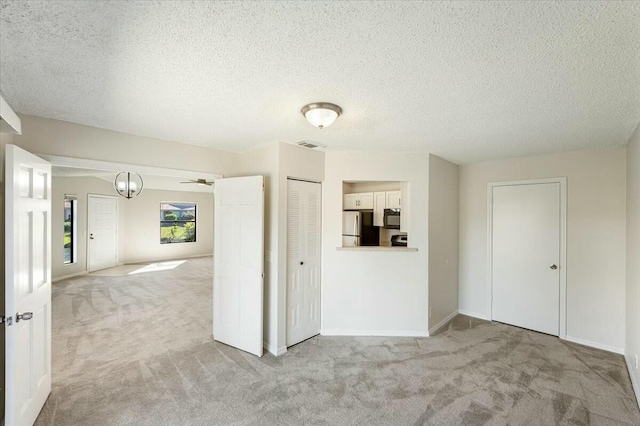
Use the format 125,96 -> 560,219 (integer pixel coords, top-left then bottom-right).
550,264 -> 558,270
16,312 -> 33,322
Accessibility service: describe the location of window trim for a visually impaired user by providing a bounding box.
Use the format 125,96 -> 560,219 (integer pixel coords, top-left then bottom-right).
160,201 -> 198,244
64,194 -> 78,265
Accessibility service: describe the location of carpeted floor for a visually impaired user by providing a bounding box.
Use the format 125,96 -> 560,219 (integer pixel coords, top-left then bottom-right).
35,257 -> 640,425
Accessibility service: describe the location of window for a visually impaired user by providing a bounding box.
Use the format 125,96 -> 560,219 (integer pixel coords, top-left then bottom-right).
64,195 -> 77,264
160,202 -> 197,244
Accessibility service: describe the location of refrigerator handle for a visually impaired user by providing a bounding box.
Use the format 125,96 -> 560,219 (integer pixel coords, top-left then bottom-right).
355,214 -> 359,236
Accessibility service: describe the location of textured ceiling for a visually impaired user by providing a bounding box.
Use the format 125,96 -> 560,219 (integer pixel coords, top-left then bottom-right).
1,1 -> 639,163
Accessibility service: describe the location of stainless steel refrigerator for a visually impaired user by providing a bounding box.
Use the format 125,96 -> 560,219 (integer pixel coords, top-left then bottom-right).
342,211 -> 379,247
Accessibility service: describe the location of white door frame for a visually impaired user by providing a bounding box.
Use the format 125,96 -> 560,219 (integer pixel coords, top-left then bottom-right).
285,177 -> 322,345
487,177 -> 567,339
87,194 -> 119,272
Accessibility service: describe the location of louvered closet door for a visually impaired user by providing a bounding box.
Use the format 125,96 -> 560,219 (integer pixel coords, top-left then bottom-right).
287,179 -> 322,347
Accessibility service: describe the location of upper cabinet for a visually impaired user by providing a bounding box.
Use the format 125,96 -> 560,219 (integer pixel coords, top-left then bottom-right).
373,192 -> 386,226
343,192 -> 374,210
386,191 -> 401,209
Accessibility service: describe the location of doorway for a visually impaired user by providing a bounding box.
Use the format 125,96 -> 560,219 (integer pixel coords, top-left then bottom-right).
488,178 -> 567,337
87,194 -> 118,272
287,178 -> 322,347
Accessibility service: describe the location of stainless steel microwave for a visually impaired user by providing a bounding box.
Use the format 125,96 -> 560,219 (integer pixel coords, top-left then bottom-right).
383,209 -> 401,229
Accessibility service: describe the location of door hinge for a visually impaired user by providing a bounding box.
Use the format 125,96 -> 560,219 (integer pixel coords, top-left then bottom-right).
1,316 -> 12,326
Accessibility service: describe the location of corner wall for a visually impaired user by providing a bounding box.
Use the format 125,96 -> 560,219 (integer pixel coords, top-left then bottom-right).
626,122 -> 640,403
51,176 -> 125,280
428,154 -> 459,333
321,152 -> 430,336
459,146 -> 627,352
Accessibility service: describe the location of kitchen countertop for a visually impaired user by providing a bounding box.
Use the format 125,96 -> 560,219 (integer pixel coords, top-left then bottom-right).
336,246 -> 418,252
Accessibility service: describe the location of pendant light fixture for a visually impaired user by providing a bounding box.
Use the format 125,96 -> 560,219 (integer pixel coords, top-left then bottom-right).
114,172 -> 144,199
301,102 -> 342,129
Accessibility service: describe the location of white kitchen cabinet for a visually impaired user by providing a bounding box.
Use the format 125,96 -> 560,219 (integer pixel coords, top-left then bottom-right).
343,192 -> 374,210
386,191 -> 401,209
373,192 -> 386,226
358,192 -> 374,209
343,193 -> 359,210
400,183 -> 410,233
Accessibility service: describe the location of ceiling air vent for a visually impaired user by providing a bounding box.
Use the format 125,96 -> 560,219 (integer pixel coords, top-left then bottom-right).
296,140 -> 327,149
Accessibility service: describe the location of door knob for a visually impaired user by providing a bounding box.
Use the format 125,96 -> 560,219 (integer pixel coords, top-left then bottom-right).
550,264 -> 558,270
16,312 -> 33,322
90,234 -> 94,240
300,261 -> 304,265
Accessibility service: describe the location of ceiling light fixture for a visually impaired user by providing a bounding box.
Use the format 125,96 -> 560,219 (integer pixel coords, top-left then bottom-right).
301,102 -> 342,129
114,172 -> 144,199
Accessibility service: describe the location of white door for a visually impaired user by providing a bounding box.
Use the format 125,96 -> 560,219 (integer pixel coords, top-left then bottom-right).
5,144 -> 52,426
492,183 -> 561,335
213,176 -> 264,356
287,179 -> 322,346
87,195 -> 118,272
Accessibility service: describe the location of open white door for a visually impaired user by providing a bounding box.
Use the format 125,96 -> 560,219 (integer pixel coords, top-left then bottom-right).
213,176 -> 264,356
5,145 -> 52,426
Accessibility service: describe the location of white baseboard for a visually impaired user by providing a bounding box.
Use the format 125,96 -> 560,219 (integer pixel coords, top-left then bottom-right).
458,309 -> 490,321
625,354 -> 640,409
321,329 -> 430,337
125,253 -> 212,265
429,310 -> 458,335
564,335 -> 624,355
263,341 -> 287,356
53,271 -> 88,282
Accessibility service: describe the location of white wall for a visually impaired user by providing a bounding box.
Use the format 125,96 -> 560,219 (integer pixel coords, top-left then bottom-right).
51,176 -> 125,280
14,115 -> 240,176
277,142 -> 325,351
428,154 -> 459,333
238,141 -> 325,355
122,189 -> 213,264
459,147 -> 627,352
322,152 -> 430,336
626,122 -> 640,400
239,142 -> 280,355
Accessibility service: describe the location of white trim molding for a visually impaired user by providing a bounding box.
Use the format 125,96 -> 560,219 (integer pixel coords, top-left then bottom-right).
564,335 -> 624,355
625,355 -> 640,409
458,310 -> 491,321
487,177 -> 568,340
321,329 -> 430,337
429,310 -> 459,335
0,94 -> 22,134
52,271 -> 88,282
263,341 -> 287,356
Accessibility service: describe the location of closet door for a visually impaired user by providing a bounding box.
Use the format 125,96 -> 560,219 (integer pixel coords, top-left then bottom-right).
287,179 -> 322,347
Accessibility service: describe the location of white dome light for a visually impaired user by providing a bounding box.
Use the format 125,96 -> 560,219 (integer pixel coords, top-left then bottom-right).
301,102 -> 342,129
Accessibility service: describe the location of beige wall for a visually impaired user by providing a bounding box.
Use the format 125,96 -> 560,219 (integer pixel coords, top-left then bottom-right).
239,142 -> 280,354
428,154 -> 459,333
14,115 -> 241,176
52,176 -> 125,279
626,122 -> 640,399
459,146 -> 627,352
122,189 -> 213,264
322,151 -> 430,336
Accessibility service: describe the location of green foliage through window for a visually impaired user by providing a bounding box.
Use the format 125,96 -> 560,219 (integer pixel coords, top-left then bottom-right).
160,203 -> 197,244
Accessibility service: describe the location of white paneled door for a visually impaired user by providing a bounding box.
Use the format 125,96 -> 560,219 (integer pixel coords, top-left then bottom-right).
287,179 -> 321,347
5,145 -> 52,426
492,183 -> 561,336
87,195 -> 118,272
213,176 -> 264,356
